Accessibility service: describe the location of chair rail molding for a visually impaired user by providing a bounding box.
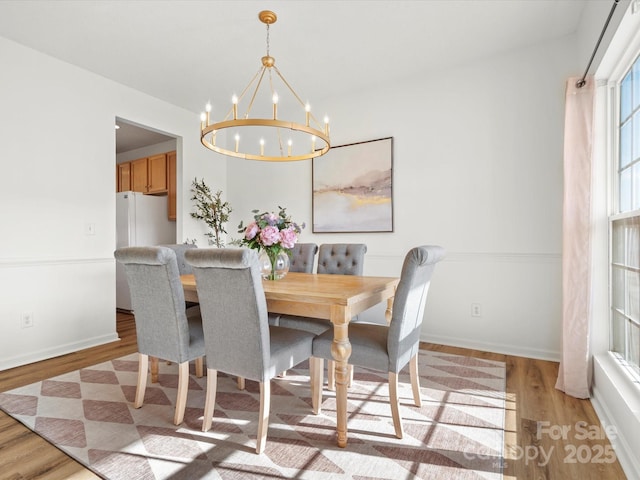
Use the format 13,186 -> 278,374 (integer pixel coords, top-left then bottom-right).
0,257 -> 114,268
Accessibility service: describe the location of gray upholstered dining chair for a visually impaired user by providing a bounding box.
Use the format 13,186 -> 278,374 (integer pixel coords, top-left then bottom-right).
184,247 -> 316,454
279,243 -> 367,334
161,243 -> 197,275
267,243 -> 318,328
279,243 -> 367,386
310,245 -> 445,439
161,243 -> 199,309
289,242 -> 318,273
317,243 -> 367,276
114,246 -> 205,425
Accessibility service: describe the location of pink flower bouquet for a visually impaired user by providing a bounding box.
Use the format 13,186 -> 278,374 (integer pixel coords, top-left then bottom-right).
237,207 -> 304,279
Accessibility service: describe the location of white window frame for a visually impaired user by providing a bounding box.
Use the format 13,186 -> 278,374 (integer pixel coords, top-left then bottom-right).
606,39 -> 640,385
591,7 -> 640,478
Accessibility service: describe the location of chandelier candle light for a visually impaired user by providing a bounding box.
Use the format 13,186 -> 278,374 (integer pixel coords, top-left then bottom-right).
200,10 -> 331,162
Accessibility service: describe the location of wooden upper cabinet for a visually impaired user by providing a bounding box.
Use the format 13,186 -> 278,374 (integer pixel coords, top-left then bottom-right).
130,158 -> 148,193
167,151 -> 177,221
117,162 -> 131,192
147,153 -> 168,194
116,152 -> 170,203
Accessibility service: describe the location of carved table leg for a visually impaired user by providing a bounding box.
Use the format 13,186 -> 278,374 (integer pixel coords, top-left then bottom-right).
331,305 -> 352,448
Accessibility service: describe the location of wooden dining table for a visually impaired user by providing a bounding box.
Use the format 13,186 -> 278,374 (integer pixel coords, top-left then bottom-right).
180,271 -> 399,448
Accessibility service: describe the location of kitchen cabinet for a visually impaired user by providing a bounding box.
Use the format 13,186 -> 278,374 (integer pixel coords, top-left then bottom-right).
131,158 -> 149,193
167,151 -> 177,220
117,162 -> 131,192
147,153 -> 168,194
117,154 -> 167,194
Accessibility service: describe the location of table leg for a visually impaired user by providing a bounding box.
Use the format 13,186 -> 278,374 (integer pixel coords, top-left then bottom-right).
150,356 -> 159,383
385,293 -> 395,325
331,305 -> 352,448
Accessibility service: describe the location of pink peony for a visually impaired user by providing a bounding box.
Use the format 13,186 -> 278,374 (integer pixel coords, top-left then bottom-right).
260,225 -> 280,246
244,222 -> 259,240
280,227 -> 298,249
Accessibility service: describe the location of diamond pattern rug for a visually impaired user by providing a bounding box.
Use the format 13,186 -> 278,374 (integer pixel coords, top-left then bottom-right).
0,351 -> 505,479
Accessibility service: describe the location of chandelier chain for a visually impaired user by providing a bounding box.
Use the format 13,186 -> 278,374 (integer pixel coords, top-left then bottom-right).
266,23 -> 270,57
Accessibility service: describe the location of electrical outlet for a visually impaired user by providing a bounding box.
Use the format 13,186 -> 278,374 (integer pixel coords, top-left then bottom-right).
20,312 -> 34,328
471,303 -> 482,317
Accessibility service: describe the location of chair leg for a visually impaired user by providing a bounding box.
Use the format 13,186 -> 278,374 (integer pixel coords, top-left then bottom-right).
310,357 -> 323,415
256,380 -> 271,454
237,376 -> 245,390
409,353 -> 422,407
195,356 -> 204,378
173,362 -> 189,425
202,368 -> 218,432
388,372 -> 404,439
134,353 -> 148,408
150,356 -> 159,383
327,360 -> 335,391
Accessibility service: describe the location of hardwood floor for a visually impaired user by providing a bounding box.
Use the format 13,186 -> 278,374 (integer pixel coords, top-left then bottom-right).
0,313 -> 628,479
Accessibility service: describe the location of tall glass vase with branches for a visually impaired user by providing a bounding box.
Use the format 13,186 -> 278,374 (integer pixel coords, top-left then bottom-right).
190,178 -> 232,248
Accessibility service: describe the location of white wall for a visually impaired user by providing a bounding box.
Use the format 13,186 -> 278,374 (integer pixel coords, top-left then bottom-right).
228,34 -> 579,360
0,36 -> 223,370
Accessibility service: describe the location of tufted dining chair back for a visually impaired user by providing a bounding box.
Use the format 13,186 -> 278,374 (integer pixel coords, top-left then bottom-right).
289,243 -> 318,273
317,243 -> 367,276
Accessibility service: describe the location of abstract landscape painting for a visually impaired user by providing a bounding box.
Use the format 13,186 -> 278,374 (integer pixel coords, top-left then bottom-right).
313,137 -> 393,233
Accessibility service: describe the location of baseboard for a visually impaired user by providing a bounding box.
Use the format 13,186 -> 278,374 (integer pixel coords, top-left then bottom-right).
0,332 -> 120,371
423,333 -> 561,362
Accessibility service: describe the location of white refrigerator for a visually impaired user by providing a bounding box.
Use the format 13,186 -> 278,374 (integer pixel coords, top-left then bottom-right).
116,191 -> 176,311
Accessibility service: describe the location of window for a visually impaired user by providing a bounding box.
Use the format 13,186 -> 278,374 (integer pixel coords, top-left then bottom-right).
611,53 -> 640,379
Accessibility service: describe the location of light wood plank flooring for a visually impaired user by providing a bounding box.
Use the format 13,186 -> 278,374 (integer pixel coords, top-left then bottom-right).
0,313 -> 628,479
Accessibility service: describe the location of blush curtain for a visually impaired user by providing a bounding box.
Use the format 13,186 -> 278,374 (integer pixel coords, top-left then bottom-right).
556,76 -> 596,399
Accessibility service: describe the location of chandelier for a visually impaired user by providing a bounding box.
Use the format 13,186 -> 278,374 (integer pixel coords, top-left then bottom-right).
200,10 -> 331,162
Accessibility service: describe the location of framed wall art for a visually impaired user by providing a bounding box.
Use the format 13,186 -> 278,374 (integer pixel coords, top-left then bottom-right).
312,137 -> 393,233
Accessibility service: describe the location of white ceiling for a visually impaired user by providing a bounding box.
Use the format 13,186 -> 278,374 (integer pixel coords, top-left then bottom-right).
0,0 -> 589,150
114,120 -> 175,154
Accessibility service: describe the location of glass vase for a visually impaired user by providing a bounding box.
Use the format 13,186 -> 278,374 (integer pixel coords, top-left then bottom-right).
259,249 -> 290,280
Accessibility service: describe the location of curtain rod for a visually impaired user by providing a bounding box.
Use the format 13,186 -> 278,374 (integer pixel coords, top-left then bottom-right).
576,0 -> 620,88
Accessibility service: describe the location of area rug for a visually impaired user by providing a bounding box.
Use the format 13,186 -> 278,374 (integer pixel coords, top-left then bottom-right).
0,351 -> 505,479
